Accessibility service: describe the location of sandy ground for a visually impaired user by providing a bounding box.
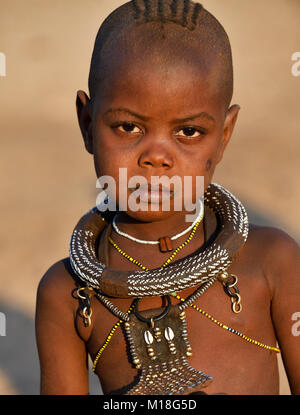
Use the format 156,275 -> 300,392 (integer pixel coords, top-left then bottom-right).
0,0 -> 299,395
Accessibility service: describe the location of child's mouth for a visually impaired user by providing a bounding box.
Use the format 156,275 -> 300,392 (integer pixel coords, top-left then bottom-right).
128,184 -> 174,204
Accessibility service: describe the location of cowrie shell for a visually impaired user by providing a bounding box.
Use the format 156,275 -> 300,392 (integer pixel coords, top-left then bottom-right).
144,330 -> 154,345
164,327 -> 175,341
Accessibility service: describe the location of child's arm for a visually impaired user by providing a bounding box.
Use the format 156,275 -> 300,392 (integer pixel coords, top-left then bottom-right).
35,260 -> 89,394
265,228 -> 300,394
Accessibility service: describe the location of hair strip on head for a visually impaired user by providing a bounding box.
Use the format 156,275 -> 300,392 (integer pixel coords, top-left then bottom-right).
192,3 -> 203,25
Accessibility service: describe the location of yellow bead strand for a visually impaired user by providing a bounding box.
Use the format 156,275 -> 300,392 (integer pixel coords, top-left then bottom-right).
92,290 -> 280,372
92,303 -> 136,372
172,293 -> 280,354
108,236 -> 149,270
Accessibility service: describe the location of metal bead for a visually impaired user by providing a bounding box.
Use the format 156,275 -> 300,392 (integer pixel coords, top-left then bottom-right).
218,271 -> 229,282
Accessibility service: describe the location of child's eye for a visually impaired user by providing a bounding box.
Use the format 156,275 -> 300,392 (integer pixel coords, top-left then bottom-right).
113,122 -> 142,135
175,127 -> 204,139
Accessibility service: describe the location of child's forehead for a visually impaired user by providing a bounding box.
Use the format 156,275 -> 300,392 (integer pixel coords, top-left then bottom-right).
92,55 -> 225,121
94,26 -> 227,110
103,47 -> 215,94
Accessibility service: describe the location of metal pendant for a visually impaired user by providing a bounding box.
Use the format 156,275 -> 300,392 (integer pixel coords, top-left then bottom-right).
123,299 -> 212,395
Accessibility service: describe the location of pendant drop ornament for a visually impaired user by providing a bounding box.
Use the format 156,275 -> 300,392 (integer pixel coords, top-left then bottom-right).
124,299 -> 212,395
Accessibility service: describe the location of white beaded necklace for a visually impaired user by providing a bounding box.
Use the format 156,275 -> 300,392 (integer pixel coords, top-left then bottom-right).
112,198 -> 204,245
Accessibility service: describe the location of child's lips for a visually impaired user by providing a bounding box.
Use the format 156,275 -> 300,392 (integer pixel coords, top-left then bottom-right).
128,184 -> 174,204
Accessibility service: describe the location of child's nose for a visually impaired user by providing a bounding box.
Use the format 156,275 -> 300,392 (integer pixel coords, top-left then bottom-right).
138,142 -> 174,170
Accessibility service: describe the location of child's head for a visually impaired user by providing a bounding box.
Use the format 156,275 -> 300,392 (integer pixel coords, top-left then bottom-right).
76,0 -> 240,223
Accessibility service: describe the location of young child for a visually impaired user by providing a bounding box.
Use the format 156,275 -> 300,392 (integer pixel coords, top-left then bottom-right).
35,0 -> 300,395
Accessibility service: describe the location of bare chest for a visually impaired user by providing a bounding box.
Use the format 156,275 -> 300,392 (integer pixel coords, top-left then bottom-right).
76,260 -> 279,395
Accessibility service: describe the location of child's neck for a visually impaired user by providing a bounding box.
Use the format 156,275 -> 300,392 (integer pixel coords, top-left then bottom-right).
114,211 -> 200,243
104,211 -> 207,271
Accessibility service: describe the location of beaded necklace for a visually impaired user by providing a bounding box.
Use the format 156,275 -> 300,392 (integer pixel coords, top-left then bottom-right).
112,198 -> 204,252
108,213 -> 202,271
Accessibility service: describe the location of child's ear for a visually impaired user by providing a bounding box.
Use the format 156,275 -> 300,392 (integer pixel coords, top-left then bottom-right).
76,90 -> 93,154
216,104 -> 240,164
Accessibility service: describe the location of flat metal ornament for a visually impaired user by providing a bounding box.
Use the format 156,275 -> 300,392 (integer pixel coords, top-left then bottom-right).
124,304 -> 212,395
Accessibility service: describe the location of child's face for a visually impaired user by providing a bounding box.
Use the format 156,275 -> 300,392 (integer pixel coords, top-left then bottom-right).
77,50 -> 239,223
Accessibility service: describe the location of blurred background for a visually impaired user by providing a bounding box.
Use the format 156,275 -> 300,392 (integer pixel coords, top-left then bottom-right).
0,0 -> 299,395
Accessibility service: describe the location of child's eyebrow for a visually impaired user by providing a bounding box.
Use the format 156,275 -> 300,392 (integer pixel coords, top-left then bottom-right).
104,107 -> 149,121
104,107 -> 215,124
173,112 -> 216,124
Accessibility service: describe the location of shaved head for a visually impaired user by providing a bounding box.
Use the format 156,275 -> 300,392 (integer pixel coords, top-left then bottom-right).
88,0 -> 233,109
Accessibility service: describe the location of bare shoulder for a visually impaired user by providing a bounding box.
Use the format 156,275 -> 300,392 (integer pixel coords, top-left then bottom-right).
247,223 -> 300,290
38,257 -> 78,288
246,226 -> 300,394
248,223 -> 299,258
248,223 -> 297,245
36,258 -> 80,316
